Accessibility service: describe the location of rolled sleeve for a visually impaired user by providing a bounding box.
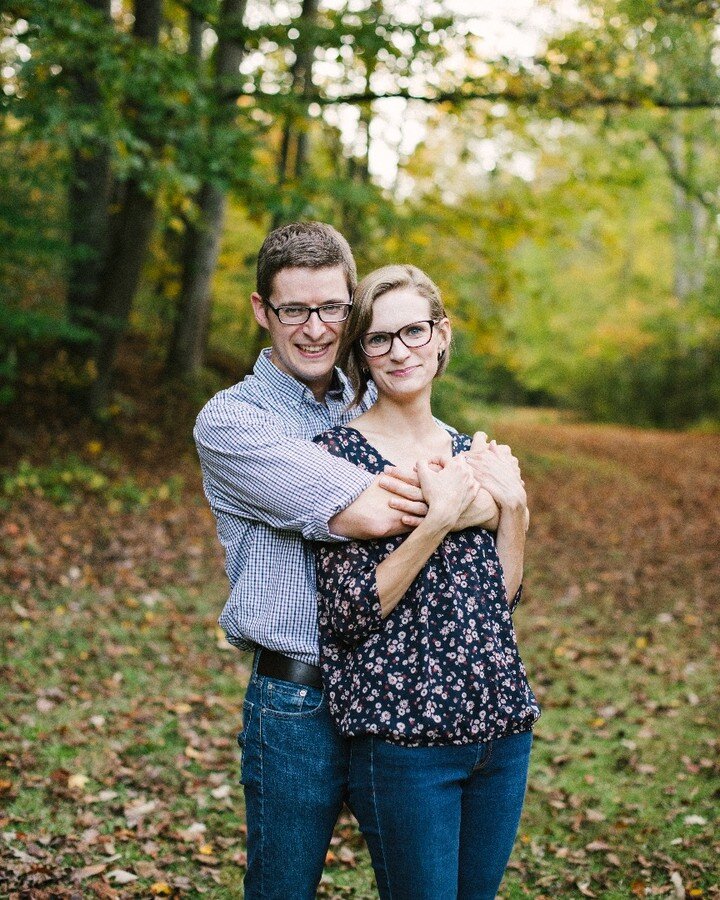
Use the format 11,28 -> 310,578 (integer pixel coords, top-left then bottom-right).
194,396 -> 374,540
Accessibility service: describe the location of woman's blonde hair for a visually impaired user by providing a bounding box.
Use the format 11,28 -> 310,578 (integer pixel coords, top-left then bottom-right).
341,264 -> 451,408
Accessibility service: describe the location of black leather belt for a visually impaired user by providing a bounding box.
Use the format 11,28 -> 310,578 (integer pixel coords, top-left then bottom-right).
257,648 -> 323,690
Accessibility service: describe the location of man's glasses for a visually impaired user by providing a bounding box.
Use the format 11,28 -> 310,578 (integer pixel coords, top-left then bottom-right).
265,301 -> 352,325
360,320 -> 438,358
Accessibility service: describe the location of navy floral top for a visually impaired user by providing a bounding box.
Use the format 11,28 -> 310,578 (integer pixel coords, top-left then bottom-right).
314,426 -> 541,747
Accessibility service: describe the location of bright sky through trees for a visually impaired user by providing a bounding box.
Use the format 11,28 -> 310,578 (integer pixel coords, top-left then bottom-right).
358,0 -> 587,186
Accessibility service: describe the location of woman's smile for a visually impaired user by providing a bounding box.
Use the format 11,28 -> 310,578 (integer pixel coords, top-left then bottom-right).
387,364 -> 421,377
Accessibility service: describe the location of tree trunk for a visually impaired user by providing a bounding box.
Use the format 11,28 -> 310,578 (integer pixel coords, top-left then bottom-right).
87,0 -> 162,413
164,0 -> 248,380
271,0 -> 320,230
188,8 -> 204,64
670,128 -> 708,300
166,182 -> 227,377
66,0 -> 112,330
88,181 -> 156,411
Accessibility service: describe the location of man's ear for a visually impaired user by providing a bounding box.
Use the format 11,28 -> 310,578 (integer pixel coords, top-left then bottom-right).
251,293 -> 270,330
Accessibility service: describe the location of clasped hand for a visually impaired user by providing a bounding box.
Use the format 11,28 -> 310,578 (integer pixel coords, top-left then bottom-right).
377,431 -> 526,533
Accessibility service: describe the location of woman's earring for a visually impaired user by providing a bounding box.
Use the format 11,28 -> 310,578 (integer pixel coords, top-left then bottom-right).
437,348 -> 446,364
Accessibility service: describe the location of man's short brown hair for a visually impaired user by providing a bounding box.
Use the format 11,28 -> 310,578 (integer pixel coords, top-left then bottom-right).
256,221 -> 357,301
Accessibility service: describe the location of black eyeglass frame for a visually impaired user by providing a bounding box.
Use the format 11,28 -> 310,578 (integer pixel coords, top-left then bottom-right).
264,299 -> 353,325
360,319 -> 440,358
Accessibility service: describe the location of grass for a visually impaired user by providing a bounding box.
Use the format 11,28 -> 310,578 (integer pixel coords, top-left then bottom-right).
1,418 -> 719,898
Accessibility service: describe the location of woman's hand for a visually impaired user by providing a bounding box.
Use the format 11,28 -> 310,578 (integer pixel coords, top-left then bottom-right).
415,456 -> 478,532
466,440 -> 526,514
466,436 -> 528,604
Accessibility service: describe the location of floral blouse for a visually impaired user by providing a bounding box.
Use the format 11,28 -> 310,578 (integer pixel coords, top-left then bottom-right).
314,426 -> 541,747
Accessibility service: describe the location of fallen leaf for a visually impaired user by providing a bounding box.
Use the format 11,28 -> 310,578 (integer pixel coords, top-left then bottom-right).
74,863 -> 108,880
68,773 -> 90,790
106,869 -> 138,884
177,822 -> 206,842
585,840 -> 612,852
336,845 -> 357,867
124,799 -> 157,826
585,808 -> 606,822
670,871 -> 685,899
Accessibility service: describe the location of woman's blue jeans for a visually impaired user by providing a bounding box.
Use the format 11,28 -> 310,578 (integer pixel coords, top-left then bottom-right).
348,730 -> 533,900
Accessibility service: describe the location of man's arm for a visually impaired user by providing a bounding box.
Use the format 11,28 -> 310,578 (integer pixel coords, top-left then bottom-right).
330,469 -> 428,539
194,395 -> 426,542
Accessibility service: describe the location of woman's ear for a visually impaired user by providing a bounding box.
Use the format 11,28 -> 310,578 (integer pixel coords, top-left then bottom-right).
436,317 -> 451,355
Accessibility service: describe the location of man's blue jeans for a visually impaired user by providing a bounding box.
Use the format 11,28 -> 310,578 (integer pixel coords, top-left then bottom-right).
238,659 -> 350,899
348,730 -> 533,900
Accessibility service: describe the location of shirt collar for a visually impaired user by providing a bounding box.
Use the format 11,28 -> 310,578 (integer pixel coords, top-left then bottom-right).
253,348 -> 352,407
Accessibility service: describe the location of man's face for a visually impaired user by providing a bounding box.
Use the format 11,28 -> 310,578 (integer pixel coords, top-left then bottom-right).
251,265 -> 350,400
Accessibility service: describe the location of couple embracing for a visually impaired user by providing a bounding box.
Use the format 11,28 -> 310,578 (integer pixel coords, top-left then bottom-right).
195,221 -> 540,899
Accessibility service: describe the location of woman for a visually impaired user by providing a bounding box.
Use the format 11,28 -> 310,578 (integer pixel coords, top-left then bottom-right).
314,264 -> 540,900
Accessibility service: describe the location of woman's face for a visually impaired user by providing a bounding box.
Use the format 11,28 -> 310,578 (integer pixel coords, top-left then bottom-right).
363,287 -> 450,402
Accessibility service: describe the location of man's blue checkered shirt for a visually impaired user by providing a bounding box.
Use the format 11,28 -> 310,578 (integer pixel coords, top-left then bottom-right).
194,349 -> 374,666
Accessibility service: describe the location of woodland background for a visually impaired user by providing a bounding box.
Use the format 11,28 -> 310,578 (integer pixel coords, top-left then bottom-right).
1,1 -> 719,897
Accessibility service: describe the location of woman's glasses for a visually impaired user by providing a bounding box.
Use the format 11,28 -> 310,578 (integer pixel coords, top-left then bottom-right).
360,320 -> 438,358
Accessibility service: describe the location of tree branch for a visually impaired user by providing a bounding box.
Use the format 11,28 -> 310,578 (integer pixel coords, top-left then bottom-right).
648,131 -> 720,215
221,83 -> 720,112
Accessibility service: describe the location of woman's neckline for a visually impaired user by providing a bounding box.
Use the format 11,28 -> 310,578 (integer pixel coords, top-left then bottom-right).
340,424 -> 457,469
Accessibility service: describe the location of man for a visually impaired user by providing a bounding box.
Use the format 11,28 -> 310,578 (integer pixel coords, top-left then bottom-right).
194,222 -> 499,899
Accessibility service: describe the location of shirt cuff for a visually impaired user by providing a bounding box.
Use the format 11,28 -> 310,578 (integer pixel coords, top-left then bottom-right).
509,583 -> 523,614
301,467 -> 375,542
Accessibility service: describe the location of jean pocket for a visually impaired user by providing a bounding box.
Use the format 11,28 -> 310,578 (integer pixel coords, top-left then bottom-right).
237,699 -> 254,780
260,678 -> 324,717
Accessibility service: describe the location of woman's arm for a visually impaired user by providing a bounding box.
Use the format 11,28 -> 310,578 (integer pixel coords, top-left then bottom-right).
495,506 -> 527,604
374,457 -> 477,617
466,442 -> 528,605
316,456 -> 478,644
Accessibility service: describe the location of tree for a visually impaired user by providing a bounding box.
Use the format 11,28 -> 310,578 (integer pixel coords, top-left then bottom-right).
86,0 -> 162,413
65,0 -> 112,331
165,0 -> 248,381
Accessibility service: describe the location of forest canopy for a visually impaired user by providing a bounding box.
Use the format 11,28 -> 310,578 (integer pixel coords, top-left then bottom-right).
1,0 -> 719,427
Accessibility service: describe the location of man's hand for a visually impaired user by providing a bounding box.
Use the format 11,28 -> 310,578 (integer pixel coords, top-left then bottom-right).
330,469 -> 428,540
379,466 -> 428,525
